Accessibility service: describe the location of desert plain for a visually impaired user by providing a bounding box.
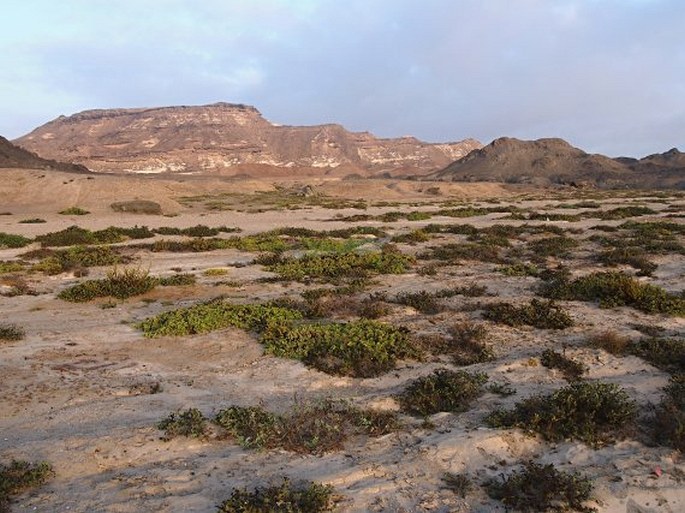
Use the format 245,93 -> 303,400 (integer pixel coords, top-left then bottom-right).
1,168 -> 684,512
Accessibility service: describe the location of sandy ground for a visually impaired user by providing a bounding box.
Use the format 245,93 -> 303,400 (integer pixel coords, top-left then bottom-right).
1,170 -> 684,512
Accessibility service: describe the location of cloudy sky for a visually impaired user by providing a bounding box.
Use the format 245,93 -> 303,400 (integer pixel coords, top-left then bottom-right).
1,0 -> 683,156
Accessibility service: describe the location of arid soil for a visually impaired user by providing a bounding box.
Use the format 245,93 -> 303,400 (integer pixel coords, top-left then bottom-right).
1,172 -> 683,512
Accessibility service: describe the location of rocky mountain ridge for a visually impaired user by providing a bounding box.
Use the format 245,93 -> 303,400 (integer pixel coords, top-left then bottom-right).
433,137 -> 684,188
0,135 -> 89,174
15,103 -> 481,176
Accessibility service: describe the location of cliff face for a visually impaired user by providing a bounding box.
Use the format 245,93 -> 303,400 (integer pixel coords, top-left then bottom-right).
15,103 -> 481,176
433,137 -> 685,189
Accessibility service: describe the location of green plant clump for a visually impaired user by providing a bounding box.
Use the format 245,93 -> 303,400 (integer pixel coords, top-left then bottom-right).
651,374 -> 685,451
485,461 -> 595,513
541,271 -> 685,316
217,478 -> 336,513
398,368 -> 488,417
261,319 -> 414,377
0,460 -> 54,513
138,300 -> 303,337
59,206 -> 90,215
29,245 -> 125,274
540,349 -> 587,382
483,299 -> 574,330
0,232 -> 31,249
58,267 -> 157,302
0,323 -> 25,341
268,250 -> 413,282
157,408 -> 209,440
215,399 -> 397,454
486,382 -> 636,446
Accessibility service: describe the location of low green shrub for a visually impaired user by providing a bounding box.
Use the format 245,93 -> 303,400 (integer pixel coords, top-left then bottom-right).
391,229 -> 431,244
217,478 -> 336,513
138,300 -> 303,337
0,323 -> 24,341
598,247 -> 657,276
157,273 -> 196,287
540,349 -> 587,382
153,224 -> 239,237
630,337 -> 684,374
527,236 -> 578,258
486,382 -> 636,446
58,267 -> 157,302
420,242 -> 502,263
18,218 -> 45,224
393,290 -> 443,314
497,262 -> 540,277
267,250 -> 413,283
36,225 -> 153,247
215,399 -> 397,454
29,245 -> 125,274
441,473 -> 473,498
398,368 -> 487,416
485,461 -> 595,513
483,299 -> 574,329
447,322 -> 496,365
650,374 -> 684,451
261,319 -> 414,377
157,408 -> 209,440
541,271 -> 685,315
0,460 -> 54,513
59,206 -> 89,215
0,261 -> 24,274
597,206 -> 656,220
0,232 -> 30,249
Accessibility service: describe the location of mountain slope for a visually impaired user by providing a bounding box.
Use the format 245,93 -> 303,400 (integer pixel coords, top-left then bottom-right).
15,103 -> 481,176
433,137 -> 684,188
0,135 -> 89,173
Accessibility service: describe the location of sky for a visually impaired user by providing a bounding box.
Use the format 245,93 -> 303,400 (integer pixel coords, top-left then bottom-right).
0,0 -> 683,157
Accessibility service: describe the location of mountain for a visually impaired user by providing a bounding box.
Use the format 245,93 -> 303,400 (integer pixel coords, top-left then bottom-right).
0,135 -> 90,173
14,103 -> 481,177
433,137 -> 685,188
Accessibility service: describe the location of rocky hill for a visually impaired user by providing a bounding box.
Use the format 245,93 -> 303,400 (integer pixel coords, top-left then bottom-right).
0,135 -> 89,173
14,103 -> 481,177
433,137 -> 685,188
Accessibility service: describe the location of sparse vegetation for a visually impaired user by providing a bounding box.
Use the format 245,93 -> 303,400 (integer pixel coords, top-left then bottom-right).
541,271 -> 685,315
650,374 -> 685,451
0,460 -> 54,513
138,300 -> 303,337
483,299 -> 574,329
398,368 -> 487,416
267,249 -> 413,283
157,408 -> 209,440
215,398 -> 398,453
0,323 -> 25,341
58,267 -> 157,302
217,478 -> 337,513
59,206 -> 90,215
540,349 -> 587,381
485,461 -> 595,513
0,232 -> 31,249
261,319 -> 414,377
36,225 -> 154,247
486,382 -> 636,446
441,473 -> 472,498
18,218 -> 45,224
